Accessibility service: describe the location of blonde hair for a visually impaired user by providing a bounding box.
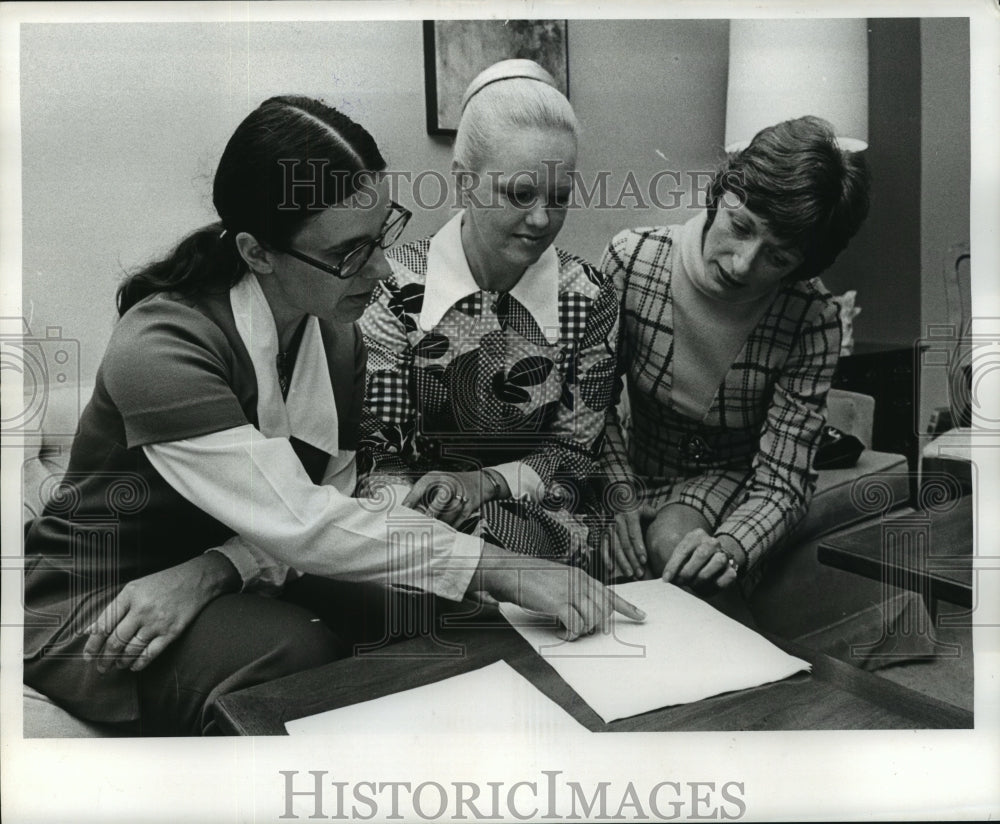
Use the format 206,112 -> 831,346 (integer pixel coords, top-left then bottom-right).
454,74 -> 579,171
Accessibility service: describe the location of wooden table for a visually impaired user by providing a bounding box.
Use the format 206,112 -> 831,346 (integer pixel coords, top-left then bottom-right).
214,609 -> 972,735
818,495 -> 973,614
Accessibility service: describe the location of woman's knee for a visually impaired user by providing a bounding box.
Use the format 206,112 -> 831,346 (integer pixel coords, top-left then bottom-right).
218,594 -> 349,672
139,593 -> 349,734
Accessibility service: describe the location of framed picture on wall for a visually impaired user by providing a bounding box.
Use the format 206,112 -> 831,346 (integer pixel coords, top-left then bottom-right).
423,19 -> 569,135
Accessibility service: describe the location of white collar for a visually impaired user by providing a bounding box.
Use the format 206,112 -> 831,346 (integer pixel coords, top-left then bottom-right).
419,210 -> 561,343
229,273 -> 339,456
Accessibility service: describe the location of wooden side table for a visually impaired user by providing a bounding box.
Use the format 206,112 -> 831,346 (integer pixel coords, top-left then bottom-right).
818,494 -> 972,631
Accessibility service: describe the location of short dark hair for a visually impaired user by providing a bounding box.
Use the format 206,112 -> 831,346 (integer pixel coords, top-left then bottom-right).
706,115 -> 871,280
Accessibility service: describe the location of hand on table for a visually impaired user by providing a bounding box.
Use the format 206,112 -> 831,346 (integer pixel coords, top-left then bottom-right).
478,545 -> 646,641
604,506 -> 656,580
83,553 -> 239,673
660,528 -> 746,594
403,469 -> 504,527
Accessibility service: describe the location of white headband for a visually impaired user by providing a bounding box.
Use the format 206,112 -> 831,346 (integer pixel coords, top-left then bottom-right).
460,59 -> 559,112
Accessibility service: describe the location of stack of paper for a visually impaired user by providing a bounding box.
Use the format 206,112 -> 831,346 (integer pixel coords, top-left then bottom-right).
285,580 -> 809,734
499,579 -> 810,723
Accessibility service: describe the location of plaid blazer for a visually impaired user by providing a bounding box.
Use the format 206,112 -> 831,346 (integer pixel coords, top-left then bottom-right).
599,225 -> 842,575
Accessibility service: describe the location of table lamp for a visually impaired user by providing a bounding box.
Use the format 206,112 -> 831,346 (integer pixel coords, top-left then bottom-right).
725,18 -> 869,152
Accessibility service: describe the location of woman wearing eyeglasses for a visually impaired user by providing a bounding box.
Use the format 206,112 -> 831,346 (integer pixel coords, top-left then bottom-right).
23,95 -> 641,736
354,60 -> 620,570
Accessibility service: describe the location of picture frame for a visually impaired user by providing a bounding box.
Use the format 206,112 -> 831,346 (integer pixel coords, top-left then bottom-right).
422,19 -> 570,135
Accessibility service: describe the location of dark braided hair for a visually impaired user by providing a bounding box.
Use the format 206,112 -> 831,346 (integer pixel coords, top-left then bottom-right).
117,95 -> 385,315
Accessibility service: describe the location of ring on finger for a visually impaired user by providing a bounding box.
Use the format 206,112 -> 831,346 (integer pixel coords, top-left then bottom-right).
722,552 -> 740,575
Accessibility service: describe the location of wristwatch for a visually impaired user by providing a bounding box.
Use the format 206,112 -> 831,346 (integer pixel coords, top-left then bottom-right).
482,468 -> 502,501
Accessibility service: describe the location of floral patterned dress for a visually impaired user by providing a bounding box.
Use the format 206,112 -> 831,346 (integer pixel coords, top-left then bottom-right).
357,213 -> 619,567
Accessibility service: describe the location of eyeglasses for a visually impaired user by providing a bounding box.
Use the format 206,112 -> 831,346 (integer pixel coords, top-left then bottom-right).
282,201 -> 412,280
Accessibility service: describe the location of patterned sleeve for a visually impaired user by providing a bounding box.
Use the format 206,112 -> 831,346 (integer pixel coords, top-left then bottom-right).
355,275 -> 421,495
714,295 -> 842,580
595,234 -> 638,494
520,265 -> 620,503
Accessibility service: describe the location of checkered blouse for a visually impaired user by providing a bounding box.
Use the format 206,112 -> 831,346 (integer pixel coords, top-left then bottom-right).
599,224 -> 842,581
356,234 -> 619,563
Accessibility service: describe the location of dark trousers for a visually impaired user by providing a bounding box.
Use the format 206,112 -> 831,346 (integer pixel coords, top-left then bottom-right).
136,577 -> 453,736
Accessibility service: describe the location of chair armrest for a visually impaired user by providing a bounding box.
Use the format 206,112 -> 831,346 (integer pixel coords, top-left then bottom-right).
825,389 -> 875,449
23,450 -> 73,522
21,381 -> 92,523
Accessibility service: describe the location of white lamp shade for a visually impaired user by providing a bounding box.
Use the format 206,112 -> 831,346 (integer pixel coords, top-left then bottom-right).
725,19 -> 869,152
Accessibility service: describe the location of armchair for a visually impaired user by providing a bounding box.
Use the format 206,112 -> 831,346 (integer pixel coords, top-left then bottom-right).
790,388 -> 908,543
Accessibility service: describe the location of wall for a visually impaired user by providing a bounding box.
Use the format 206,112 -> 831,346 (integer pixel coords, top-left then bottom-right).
19,19 -> 727,384
562,20 -> 729,263
918,18 -> 971,433
20,19 -> 962,405
20,21 -> 447,382
820,19 -> 923,350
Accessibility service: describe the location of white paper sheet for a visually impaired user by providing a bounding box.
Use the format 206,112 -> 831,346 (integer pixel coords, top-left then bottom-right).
284,660 -> 585,735
499,579 -> 810,723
